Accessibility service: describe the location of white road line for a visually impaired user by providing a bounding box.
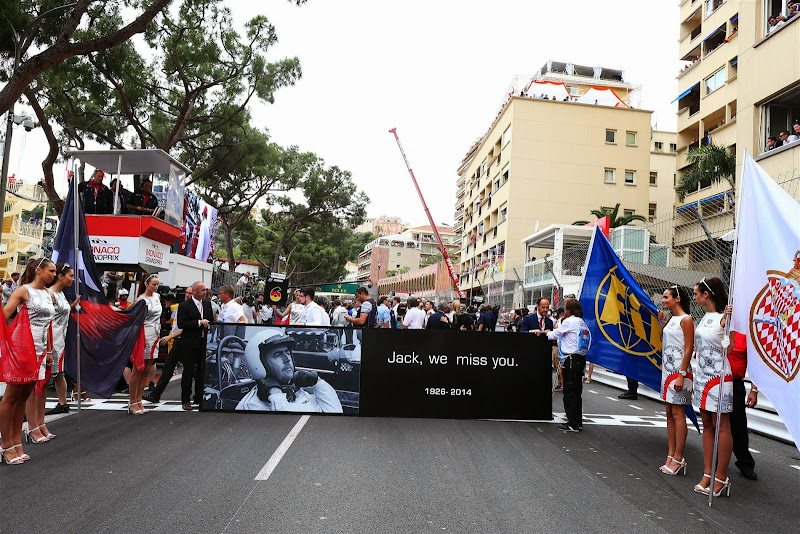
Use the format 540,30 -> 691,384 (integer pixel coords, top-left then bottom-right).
606,397 -> 620,402
791,465 -> 800,471
628,404 -> 643,411
749,448 -> 761,454
255,415 -> 310,481
588,390 -> 598,394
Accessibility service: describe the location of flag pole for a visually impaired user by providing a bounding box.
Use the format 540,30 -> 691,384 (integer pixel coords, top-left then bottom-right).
708,148 -> 744,507
73,158 -> 82,425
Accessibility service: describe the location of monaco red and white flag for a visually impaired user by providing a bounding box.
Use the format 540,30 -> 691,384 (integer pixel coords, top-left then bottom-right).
731,153 -> 800,450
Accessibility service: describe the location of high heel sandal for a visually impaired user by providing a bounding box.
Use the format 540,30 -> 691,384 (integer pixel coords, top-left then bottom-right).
71,389 -> 91,403
1,446 -> 25,465
41,427 -> 55,439
661,457 -> 687,476
694,473 -> 712,495
14,445 -> 30,461
712,477 -> 731,497
24,425 -> 50,444
659,456 -> 674,473
128,401 -> 146,415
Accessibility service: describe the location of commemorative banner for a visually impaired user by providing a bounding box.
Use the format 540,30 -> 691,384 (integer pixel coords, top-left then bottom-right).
201,324 -> 552,420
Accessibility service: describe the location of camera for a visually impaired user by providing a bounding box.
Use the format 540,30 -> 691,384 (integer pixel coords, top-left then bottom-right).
22,117 -> 34,132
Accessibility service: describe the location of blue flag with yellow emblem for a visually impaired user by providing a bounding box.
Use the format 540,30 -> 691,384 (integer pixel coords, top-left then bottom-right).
579,228 -> 699,430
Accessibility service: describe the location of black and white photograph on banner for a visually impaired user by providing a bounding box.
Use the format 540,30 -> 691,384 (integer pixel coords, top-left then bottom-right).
203,325 -> 359,414
178,190 -> 218,262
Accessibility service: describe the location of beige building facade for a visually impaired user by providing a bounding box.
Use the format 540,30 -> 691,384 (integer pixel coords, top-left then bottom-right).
675,0 -> 800,267
356,234 -> 420,286
402,225 -> 460,265
649,130 -> 679,222
455,65 -> 662,306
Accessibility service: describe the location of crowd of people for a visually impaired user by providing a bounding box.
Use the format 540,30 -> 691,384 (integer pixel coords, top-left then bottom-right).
0,268 -> 764,496
766,121 -> 800,150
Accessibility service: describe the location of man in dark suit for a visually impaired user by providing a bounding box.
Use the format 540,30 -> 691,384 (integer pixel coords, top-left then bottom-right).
78,169 -> 113,214
176,281 -> 213,410
520,297 -> 554,333
520,297 -> 559,389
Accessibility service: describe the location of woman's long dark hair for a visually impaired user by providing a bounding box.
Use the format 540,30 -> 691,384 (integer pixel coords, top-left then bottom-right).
666,286 -> 691,315
695,276 -> 727,312
20,257 -> 54,285
47,263 -> 74,288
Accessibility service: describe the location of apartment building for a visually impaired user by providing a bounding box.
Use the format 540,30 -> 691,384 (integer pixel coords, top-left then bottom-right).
356,234 -> 420,286
402,225 -> 460,265
355,215 -> 407,237
675,0 -> 800,268
455,61 -> 663,307
0,183 -> 50,278
650,130 -> 679,222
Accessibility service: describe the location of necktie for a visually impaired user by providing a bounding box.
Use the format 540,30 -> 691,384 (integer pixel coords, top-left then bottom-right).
540,316 -> 544,330
196,300 -> 203,319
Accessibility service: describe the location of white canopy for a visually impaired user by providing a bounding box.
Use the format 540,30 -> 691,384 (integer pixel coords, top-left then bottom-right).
65,149 -> 192,175
577,87 -> 628,108
525,80 -> 571,101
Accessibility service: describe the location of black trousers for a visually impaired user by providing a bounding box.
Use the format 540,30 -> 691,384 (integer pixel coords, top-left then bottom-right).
180,343 -> 204,404
563,354 -> 586,428
626,377 -> 639,394
731,378 -> 756,470
151,341 -> 181,399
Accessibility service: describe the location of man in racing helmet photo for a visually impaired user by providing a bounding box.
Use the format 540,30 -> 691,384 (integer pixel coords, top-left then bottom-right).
236,329 -> 343,413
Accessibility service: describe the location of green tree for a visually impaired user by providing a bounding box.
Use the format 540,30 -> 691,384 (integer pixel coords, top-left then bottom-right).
675,144 -> 736,202
0,0 -> 173,114
420,252 -> 443,267
346,231 -> 376,262
25,0 -> 305,210
572,203 -> 647,227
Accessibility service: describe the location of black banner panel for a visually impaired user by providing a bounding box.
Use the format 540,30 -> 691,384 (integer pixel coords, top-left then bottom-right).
201,325 -> 553,420
203,325 -> 360,414
359,329 -> 552,420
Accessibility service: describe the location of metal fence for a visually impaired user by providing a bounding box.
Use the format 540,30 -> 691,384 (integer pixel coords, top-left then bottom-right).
482,170 -> 800,313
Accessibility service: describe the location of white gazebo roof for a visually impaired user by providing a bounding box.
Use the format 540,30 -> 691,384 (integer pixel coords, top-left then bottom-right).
65,149 -> 192,175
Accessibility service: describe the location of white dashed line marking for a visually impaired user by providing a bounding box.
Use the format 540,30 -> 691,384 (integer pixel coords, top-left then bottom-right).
588,390 -> 598,394
606,397 -> 620,402
255,415 -> 310,480
749,448 -> 761,454
628,404 -> 643,411
790,465 -> 800,471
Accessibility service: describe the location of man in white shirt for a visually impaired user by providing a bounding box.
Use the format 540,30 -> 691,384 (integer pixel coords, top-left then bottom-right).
331,299 -> 348,327
258,304 -> 273,324
297,287 -> 331,326
240,297 -> 256,324
547,299 -> 591,433
236,272 -> 251,288
402,296 -> 427,329
218,285 -> 247,323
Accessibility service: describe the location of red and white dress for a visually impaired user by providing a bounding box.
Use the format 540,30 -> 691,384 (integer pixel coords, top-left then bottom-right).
22,285 -> 55,381
692,312 -> 733,413
661,314 -> 693,405
50,289 -> 71,374
141,294 -> 162,360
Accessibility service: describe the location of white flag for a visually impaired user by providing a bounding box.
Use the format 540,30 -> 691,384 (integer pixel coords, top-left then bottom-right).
731,153 -> 800,450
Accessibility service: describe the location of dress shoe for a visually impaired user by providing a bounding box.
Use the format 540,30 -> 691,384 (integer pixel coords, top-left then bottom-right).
182,402 -> 192,411
557,423 -> 580,432
143,392 -> 159,404
739,465 -> 758,480
618,391 -> 638,400
46,403 -> 70,415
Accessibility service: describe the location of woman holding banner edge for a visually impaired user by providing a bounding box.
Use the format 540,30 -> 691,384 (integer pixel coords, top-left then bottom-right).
658,286 -> 694,476
692,277 -> 734,497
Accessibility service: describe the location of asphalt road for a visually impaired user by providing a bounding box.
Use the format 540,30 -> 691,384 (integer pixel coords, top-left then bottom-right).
1,379 -> 798,534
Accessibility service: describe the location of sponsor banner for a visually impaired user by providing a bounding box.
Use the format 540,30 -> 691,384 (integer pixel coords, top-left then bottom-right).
139,239 -> 168,271
202,326 -> 552,420
267,274 -> 289,308
90,236 -> 138,264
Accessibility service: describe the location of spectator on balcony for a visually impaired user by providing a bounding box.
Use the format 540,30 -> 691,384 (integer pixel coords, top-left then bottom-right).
793,121 -> 800,136
780,130 -> 799,145
126,178 -> 159,216
78,169 -> 113,214
768,14 -> 787,33
766,136 -> 781,150
109,178 -> 131,214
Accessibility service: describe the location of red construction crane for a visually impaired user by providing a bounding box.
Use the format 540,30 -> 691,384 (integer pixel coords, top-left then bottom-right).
389,128 -> 465,299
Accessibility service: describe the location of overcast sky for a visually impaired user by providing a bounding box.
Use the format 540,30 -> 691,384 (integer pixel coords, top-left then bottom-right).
8,0 -> 681,227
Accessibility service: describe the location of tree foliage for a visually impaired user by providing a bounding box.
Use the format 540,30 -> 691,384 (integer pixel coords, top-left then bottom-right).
346,231 -> 376,262
572,203 -> 647,227
0,0 -> 173,114
235,157 -> 368,285
675,144 -> 736,202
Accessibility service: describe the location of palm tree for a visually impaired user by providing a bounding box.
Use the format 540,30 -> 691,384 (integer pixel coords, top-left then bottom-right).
572,203 -> 647,227
675,144 -> 736,202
